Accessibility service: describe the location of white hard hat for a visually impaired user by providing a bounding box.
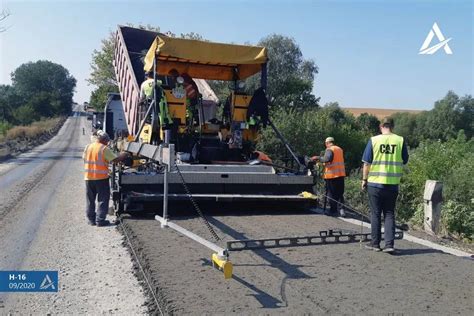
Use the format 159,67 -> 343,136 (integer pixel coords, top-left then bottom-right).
325,137 -> 334,143
96,130 -> 110,142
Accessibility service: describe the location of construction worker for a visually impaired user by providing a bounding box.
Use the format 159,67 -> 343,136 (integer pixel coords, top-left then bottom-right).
140,71 -> 173,129
311,137 -> 346,217
83,130 -> 129,227
361,117 -> 409,253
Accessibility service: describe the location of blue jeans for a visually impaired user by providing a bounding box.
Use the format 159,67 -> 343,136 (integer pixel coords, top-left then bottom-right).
85,179 -> 110,222
367,186 -> 398,248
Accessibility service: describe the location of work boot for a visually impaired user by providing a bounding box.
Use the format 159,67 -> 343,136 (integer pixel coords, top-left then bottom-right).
383,247 -> 395,254
96,220 -> 111,227
364,244 -> 381,252
87,220 -> 96,226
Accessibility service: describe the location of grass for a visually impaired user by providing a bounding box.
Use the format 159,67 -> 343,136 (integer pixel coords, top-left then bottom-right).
3,117 -> 64,141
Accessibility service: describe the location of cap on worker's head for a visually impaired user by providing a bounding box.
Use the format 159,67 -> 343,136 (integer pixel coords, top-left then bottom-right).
168,68 -> 179,77
325,137 -> 335,143
381,117 -> 394,128
96,130 -> 110,143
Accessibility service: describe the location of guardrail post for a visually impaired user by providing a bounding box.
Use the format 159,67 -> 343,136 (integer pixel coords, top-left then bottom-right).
423,180 -> 443,235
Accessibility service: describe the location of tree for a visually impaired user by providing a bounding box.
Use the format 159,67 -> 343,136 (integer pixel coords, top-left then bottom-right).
416,91 -> 461,142
390,112 -> 420,147
11,60 -> 76,116
255,34 -> 319,109
90,84 -> 119,111
456,94 -> 473,139
356,113 -> 380,135
0,9 -> 10,33
0,84 -> 21,122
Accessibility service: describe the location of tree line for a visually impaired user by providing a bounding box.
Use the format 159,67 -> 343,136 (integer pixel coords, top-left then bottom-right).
0,60 -> 76,132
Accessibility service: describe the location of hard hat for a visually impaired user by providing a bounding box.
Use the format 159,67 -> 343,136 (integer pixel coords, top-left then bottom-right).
96,130 -> 110,142
325,137 -> 334,143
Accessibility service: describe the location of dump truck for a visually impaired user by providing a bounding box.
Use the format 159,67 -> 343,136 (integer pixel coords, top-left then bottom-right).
111,26 -> 316,214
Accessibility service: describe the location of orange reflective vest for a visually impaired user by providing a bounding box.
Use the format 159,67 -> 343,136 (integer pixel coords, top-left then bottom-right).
323,145 -> 346,179
255,151 -> 272,163
84,142 -> 109,180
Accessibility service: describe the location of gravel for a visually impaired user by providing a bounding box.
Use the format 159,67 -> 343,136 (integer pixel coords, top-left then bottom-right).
0,110 -> 147,315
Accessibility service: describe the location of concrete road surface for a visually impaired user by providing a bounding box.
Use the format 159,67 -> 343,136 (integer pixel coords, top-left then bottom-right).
122,211 -> 473,315
0,109 -> 146,314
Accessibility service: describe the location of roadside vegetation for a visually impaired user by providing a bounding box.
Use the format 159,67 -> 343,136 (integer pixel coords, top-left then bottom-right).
261,92 -> 473,241
0,60 -> 76,143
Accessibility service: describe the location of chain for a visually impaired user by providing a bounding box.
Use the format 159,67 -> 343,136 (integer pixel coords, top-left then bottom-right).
174,164 -> 221,242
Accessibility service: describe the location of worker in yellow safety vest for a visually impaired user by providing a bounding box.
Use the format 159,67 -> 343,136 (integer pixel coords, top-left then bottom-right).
140,71 -> 173,128
361,117 -> 409,253
83,130 -> 129,227
311,137 -> 346,217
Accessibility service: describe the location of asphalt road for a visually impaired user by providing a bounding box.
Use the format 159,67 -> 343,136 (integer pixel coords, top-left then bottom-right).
0,109 -> 146,314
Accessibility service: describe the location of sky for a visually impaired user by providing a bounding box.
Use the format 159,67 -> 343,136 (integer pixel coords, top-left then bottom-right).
0,0 -> 472,110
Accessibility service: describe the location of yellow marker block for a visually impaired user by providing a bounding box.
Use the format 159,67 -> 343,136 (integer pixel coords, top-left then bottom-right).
212,253 -> 233,279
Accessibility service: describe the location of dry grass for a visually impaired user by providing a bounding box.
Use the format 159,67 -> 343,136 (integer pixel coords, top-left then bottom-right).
343,107 -> 422,119
5,117 -> 63,141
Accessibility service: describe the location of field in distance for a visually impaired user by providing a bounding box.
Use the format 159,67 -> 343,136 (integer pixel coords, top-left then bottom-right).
343,107 -> 422,119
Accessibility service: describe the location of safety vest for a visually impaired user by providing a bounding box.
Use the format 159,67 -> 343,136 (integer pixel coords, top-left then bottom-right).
184,82 -> 197,99
140,78 -> 162,99
323,145 -> 346,179
368,134 -> 404,185
83,142 -> 109,180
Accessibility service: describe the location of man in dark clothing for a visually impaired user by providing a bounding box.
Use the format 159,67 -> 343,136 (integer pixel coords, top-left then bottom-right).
361,118 -> 409,253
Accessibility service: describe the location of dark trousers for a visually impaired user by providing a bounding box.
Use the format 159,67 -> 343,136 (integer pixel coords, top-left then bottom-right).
367,186 -> 398,248
85,179 -> 110,222
325,177 -> 345,215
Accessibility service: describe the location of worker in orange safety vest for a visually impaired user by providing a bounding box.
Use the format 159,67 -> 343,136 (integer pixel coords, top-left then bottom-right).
83,130 -> 130,227
311,137 -> 346,217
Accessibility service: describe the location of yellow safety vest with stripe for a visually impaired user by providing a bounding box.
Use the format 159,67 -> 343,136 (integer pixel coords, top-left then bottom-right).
83,142 -> 109,180
323,145 -> 346,179
368,134 -> 404,185
140,78 -> 162,99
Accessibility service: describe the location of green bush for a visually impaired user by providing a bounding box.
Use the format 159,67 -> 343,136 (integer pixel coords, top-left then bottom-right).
0,121 -> 13,135
257,105 -> 369,172
397,133 -> 473,222
441,199 -> 474,240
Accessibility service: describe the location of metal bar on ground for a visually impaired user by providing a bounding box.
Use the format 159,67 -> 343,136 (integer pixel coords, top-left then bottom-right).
128,193 -> 315,202
155,215 -> 228,257
226,230 -> 404,251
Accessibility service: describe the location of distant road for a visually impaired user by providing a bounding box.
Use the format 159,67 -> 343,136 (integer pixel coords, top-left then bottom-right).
0,107 -> 146,314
